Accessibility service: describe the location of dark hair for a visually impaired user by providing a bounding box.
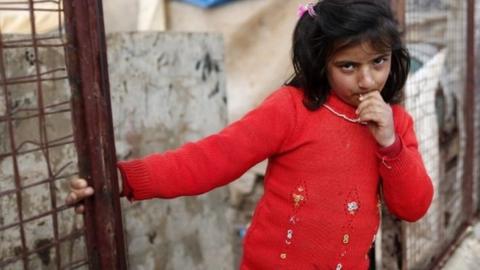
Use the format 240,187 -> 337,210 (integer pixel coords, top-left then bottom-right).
286,0 -> 410,110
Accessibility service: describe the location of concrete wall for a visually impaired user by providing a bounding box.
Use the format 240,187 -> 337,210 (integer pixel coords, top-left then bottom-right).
107,32 -> 237,270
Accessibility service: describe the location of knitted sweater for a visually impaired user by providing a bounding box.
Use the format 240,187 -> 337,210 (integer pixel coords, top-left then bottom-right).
117,86 -> 433,270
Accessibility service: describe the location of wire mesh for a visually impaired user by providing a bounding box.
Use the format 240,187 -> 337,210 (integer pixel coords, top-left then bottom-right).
402,0 -> 473,269
0,1 -> 89,269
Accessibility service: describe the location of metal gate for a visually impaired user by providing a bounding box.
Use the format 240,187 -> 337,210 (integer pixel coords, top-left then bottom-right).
0,0 -> 126,269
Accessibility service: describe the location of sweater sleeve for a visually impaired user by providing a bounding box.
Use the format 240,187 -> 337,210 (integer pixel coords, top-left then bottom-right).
378,106 -> 434,222
117,88 -> 297,200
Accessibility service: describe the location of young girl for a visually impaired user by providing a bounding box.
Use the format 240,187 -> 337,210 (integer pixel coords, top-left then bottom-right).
67,0 -> 433,269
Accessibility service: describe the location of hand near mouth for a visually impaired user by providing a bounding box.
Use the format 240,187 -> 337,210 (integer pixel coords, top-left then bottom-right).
355,91 -> 396,147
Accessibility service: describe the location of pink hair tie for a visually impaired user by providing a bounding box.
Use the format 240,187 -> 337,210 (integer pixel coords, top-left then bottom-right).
297,3 -> 317,18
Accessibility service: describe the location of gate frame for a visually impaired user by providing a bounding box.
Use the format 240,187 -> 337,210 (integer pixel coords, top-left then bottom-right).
64,0 -> 128,269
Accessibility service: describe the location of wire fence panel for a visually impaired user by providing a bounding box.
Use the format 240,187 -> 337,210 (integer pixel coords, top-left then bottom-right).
400,0 -> 476,269
0,1 -> 89,269
0,0 -> 126,269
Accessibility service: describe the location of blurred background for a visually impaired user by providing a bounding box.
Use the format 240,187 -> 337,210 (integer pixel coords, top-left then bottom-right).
0,0 -> 479,269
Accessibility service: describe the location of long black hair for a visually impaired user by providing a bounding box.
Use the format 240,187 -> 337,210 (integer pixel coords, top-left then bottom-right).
286,0 -> 410,110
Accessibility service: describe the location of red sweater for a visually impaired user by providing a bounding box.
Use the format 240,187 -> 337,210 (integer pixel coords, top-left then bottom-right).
117,86 -> 433,270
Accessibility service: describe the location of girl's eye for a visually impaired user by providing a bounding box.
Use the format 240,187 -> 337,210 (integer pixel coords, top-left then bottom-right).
341,63 -> 355,71
373,57 -> 388,66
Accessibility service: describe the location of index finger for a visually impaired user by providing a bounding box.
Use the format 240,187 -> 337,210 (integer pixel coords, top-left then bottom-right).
70,178 -> 88,189
359,90 -> 382,101
65,187 -> 94,205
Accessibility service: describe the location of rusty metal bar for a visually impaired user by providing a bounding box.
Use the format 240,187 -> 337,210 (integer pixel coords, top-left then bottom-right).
63,0 -> 128,269
0,1 -> 60,4
3,42 -> 67,49
2,37 -> 67,48
389,1 -> 408,269
0,76 -> 69,86
0,7 -> 62,11
390,0 -> 406,35
0,67 -> 66,81
430,222 -> 471,269
462,0 -> 476,220
61,259 -> 89,270
1,35 -> 66,45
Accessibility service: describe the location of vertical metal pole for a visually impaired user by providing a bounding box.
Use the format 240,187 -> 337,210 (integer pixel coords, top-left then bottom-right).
391,1 -> 408,269
464,0 -> 476,220
390,0 -> 406,35
393,1 -> 409,268
63,0 -> 127,269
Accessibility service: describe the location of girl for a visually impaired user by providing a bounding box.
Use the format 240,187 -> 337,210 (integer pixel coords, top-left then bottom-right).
67,0 -> 434,269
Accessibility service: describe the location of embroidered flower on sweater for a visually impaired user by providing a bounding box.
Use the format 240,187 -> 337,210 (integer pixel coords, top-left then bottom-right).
292,193 -> 305,207
347,201 -> 359,214
344,188 -> 361,216
292,185 -> 307,208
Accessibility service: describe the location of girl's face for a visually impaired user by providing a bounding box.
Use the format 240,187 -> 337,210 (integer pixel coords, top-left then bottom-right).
326,41 -> 392,107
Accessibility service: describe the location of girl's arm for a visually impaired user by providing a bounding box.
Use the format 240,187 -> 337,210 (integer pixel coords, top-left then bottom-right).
378,106 -> 434,222
118,88 -> 297,200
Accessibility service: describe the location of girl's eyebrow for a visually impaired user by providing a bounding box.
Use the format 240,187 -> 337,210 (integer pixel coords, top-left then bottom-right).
373,53 -> 392,58
333,53 -> 391,65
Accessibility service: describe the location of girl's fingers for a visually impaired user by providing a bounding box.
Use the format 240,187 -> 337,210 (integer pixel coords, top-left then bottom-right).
359,90 -> 382,99
359,112 -> 382,124
358,91 -> 381,105
356,95 -> 392,125
357,91 -> 395,147
66,177 -> 93,215
65,192 -> 77,205
357,105 -> 388,123
70,178 -> 87,189
74,204 -> 85,214
356,96 -> 386,115
65,186 -> 94,205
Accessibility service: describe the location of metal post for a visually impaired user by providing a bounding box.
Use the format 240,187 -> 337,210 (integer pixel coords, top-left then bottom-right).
63,0 -> 127,269
463,0 -> 476,221
390,0 -> 406,35
391,1 -> 407,269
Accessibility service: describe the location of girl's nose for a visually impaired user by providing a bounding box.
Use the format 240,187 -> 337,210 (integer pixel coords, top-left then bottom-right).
358,69 -> 376,89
